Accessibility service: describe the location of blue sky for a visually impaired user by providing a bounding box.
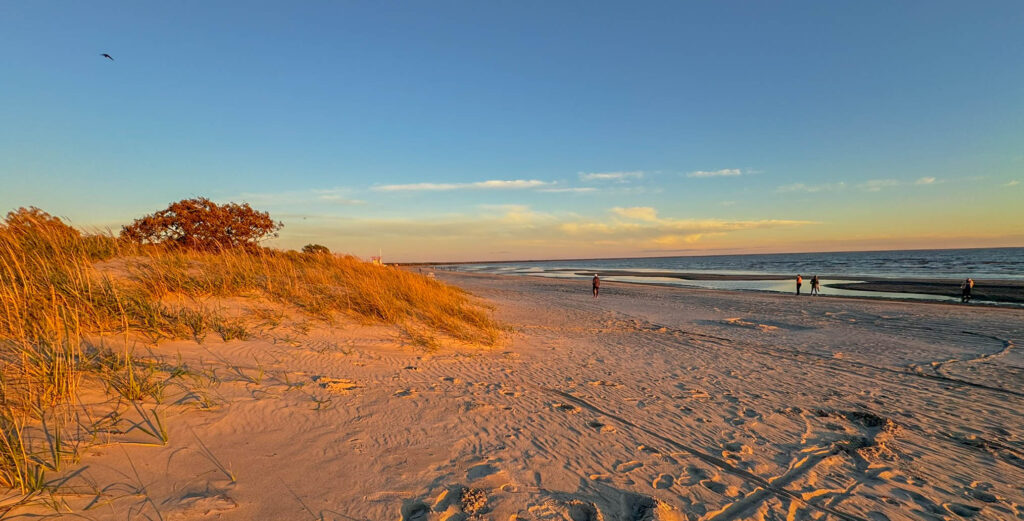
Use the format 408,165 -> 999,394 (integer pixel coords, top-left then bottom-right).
2,1 -> 1022,261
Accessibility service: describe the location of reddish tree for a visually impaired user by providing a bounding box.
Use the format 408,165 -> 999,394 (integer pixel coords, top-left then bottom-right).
120,198 -> 282,250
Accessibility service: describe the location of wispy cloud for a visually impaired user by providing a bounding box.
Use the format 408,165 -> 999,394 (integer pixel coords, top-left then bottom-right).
317,195 -> 365,204
230,188 -> 364,206
372,179 -> 552,191
538,187 -> 597,193
1006,180 -> 1020,187
579,171 -> 644,182
313,189 -> 366,205
610,206 -> 659,222
859,179 -> 901,192
561,208 -> 816,247
279,205 -> 817,260
776,182 -> 847,193
477,204 -> 532,212
779,178 -> 942,193
687,168 -> 746,178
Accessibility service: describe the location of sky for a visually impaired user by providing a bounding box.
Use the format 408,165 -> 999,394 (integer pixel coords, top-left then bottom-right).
1,1 -> 1022,262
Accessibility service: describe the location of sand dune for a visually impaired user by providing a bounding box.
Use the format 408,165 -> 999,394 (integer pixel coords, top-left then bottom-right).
26,272 -> 1024,520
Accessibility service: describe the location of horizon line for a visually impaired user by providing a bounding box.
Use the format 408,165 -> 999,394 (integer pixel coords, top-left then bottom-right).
398,245 -> 1024,265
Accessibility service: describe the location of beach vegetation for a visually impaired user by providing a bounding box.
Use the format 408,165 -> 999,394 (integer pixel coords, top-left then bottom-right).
301,243 -> 331,255
120,197 -> 282,250
0,202 -> 500,501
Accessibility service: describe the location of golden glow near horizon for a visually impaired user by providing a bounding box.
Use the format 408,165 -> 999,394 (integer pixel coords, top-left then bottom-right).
12,172 -> 1022,263
262,198 -> 1024,263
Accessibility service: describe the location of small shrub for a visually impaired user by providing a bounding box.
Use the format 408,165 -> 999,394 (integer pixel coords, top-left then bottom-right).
120,197 -> 282,251
301,244 -> 331,255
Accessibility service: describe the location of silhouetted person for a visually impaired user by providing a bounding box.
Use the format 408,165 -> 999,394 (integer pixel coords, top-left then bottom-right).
795,274 -> 803,295
961,278 -> 974,303
810,275 -> 821,295
592,274 -> 600,298
100,53 -> 114,61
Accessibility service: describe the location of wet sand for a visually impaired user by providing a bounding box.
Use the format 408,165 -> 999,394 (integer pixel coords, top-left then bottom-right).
547,269 -> 1024,305
829,280 -> 1024,304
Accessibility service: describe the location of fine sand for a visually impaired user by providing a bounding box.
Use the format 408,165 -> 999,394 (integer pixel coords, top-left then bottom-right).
30,272 -> 1024,520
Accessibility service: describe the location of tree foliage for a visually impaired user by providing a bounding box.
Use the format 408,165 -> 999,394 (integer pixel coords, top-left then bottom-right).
301,244 -> 331,255
120,197 -> 282,250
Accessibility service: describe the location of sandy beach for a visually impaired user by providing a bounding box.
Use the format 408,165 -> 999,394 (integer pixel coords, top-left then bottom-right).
28,271 -> 1024,521
7,3 -> 1024,519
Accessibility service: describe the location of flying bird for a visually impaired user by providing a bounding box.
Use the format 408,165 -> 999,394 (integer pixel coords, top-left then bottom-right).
101,53 -> 114,61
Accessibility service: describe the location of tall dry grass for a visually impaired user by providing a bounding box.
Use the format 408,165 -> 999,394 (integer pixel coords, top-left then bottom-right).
0,208 -> 499,495
123,248 -> 499,345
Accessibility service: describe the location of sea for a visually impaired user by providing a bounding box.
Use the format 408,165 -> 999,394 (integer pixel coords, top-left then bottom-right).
440,247 -> 1024,304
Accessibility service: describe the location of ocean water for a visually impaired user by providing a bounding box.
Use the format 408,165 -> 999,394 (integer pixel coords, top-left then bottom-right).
441,247 -> 1024,303
447,248 -> 1024,281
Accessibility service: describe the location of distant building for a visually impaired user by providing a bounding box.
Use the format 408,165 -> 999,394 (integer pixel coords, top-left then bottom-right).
370,255 -> 382,265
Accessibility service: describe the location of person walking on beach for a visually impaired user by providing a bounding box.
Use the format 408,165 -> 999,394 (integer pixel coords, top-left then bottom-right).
810,275 -> 821,296
795,274 -> 803,295
961,277 -> 974,303
592,274 -> 600,298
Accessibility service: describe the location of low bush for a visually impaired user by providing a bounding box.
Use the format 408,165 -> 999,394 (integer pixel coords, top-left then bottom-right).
301,244 -> 331,255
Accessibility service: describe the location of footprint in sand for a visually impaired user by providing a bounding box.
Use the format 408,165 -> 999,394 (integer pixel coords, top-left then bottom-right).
467,463 -> 499,481
167,493 -> 237,520
721,441 -> 753,460
393,389 -> 416,397
675,384 -> 710,400
567,501 -> 600,521
552,402 -> 580,414
652,473 -> 674,489
313,376 -> 362,393
401,501 -> 430,521
944,503 -> 981,518
681,466 -> 708,486
967,481 -> 998,503
700,479 -> 729,495
615,460 -> 644,473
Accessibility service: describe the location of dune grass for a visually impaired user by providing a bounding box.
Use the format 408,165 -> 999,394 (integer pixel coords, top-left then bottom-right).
0,209 -> 500,496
